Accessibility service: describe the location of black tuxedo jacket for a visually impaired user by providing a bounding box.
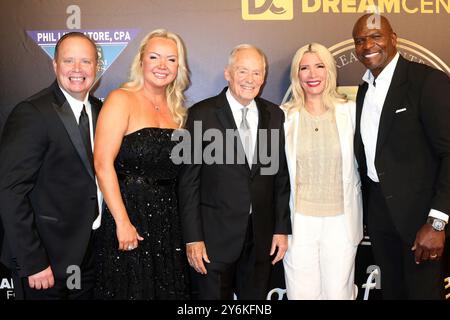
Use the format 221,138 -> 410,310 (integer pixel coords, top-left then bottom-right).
178,88 -> 291,263
354,56 -> 450,243
0,81 -> 102,279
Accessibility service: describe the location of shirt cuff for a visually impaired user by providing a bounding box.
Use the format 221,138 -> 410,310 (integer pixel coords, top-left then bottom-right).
429,209 -> 449,223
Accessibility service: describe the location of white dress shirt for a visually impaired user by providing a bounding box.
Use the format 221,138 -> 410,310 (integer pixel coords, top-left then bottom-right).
59,87 -> 103,229
226,89 -> 259,162
361,53 -> 399,183
360,54 -> 448,223
226,89 -> 258,214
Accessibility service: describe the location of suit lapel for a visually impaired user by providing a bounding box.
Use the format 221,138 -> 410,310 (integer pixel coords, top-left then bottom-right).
354,82 -> 367,164
89,96 -> 101,133
214,90 -> 237,131
250,99 -> 270,178
214,89 -> 250,173
375,56 -> 409,161
51,82 -> 95,181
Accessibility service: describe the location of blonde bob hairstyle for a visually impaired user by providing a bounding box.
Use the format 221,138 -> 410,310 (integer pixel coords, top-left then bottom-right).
122,29 -> 190,127
282,43 -> 346,115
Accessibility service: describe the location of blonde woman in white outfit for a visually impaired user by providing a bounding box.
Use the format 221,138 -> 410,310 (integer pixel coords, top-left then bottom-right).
281,43 -> 363,300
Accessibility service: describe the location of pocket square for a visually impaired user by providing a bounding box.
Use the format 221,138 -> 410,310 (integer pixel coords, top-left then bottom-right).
395,108 -> 407,113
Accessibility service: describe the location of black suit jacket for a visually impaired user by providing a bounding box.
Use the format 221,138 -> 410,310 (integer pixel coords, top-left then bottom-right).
178,88 -> 291,263
354,56 -> 450,243
0,81 -> 102,279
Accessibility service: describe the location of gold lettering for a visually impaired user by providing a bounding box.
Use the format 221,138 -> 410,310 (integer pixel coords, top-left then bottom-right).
437,0 -> 450,13
360,0 -> 377,13
324,0 -> 340,13
336,54 -> 349,68
378,0 -> 401,13
342,0 -> 357,13
299,0 -> 449,13
402,0 -> 418,13
302,0 -> 321,13
399,50 -> 425,64
349,51 -> 358,64
421,0 -> 434,13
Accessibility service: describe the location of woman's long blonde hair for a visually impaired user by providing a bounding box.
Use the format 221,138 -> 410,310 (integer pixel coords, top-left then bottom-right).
282,43 -> 346,116
122,29 -> 190,127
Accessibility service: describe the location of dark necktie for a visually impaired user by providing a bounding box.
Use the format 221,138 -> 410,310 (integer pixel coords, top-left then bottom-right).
79,104 -> 93,165
79,105 -> 99,220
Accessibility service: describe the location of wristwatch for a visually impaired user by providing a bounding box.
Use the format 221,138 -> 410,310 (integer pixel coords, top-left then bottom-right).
427,217 -> 447,232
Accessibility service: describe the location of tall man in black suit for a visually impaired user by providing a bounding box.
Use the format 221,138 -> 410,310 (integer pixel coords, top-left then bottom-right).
178,44 -> 291,300
0,32 -> 102,299
353,14 -> 450,299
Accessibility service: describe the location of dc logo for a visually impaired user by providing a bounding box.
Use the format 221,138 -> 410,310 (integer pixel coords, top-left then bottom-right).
242,0 -> 293,20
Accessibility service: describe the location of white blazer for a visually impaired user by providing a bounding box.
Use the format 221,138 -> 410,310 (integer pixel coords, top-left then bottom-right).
282,101 -> 363,246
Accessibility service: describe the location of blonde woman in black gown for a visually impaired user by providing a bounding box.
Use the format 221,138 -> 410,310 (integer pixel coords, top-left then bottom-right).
94,29 -> 190,299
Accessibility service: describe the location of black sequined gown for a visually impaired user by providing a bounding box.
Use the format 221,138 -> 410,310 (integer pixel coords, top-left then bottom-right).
95,127 -> 190,300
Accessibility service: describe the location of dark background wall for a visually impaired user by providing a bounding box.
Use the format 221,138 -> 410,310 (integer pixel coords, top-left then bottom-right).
1,0 -> 449,300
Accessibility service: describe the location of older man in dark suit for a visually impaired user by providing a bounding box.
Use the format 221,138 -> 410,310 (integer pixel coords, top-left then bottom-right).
178,44 -> 291,300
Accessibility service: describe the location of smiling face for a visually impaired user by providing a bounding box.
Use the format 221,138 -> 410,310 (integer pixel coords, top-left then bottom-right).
298,52 -> 327,99
141,37 -> 178,89
224,47 -> 265,106
53,36 -> 98,101
353,15 -> 398,78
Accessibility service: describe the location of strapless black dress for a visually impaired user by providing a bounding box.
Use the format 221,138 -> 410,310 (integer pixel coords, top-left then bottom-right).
95,128 -> 190,300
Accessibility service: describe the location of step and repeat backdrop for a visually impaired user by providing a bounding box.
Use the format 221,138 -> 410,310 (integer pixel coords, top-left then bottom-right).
0,0 -> 449,300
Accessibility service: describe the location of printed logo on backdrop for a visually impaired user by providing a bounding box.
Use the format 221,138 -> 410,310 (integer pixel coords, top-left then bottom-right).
332,38 -> 450,100
445,277 -> 450,300
26,29 -> 139,83
0,277 -> 14,300
281,38 -> 450,104
299,0 -> 450,14
242,0 -> 294,20
242,0 -> 450,19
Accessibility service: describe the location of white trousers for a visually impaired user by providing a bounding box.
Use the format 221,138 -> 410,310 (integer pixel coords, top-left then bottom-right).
283,213 -> 357,300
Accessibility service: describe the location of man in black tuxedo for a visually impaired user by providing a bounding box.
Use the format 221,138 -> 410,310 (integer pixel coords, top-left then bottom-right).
178,45 -> 291,300
0,32 -> 102,299
353,14 -> 450,299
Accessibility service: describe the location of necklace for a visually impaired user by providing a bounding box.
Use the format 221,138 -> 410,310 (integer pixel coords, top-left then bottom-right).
303,107 -> 328,132
313,118 -> 319,132
142,91 -> 163,112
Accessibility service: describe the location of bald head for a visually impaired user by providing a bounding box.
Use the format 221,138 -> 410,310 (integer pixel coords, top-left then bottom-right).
352,14 -> 398,77
352,14 -> 394,38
